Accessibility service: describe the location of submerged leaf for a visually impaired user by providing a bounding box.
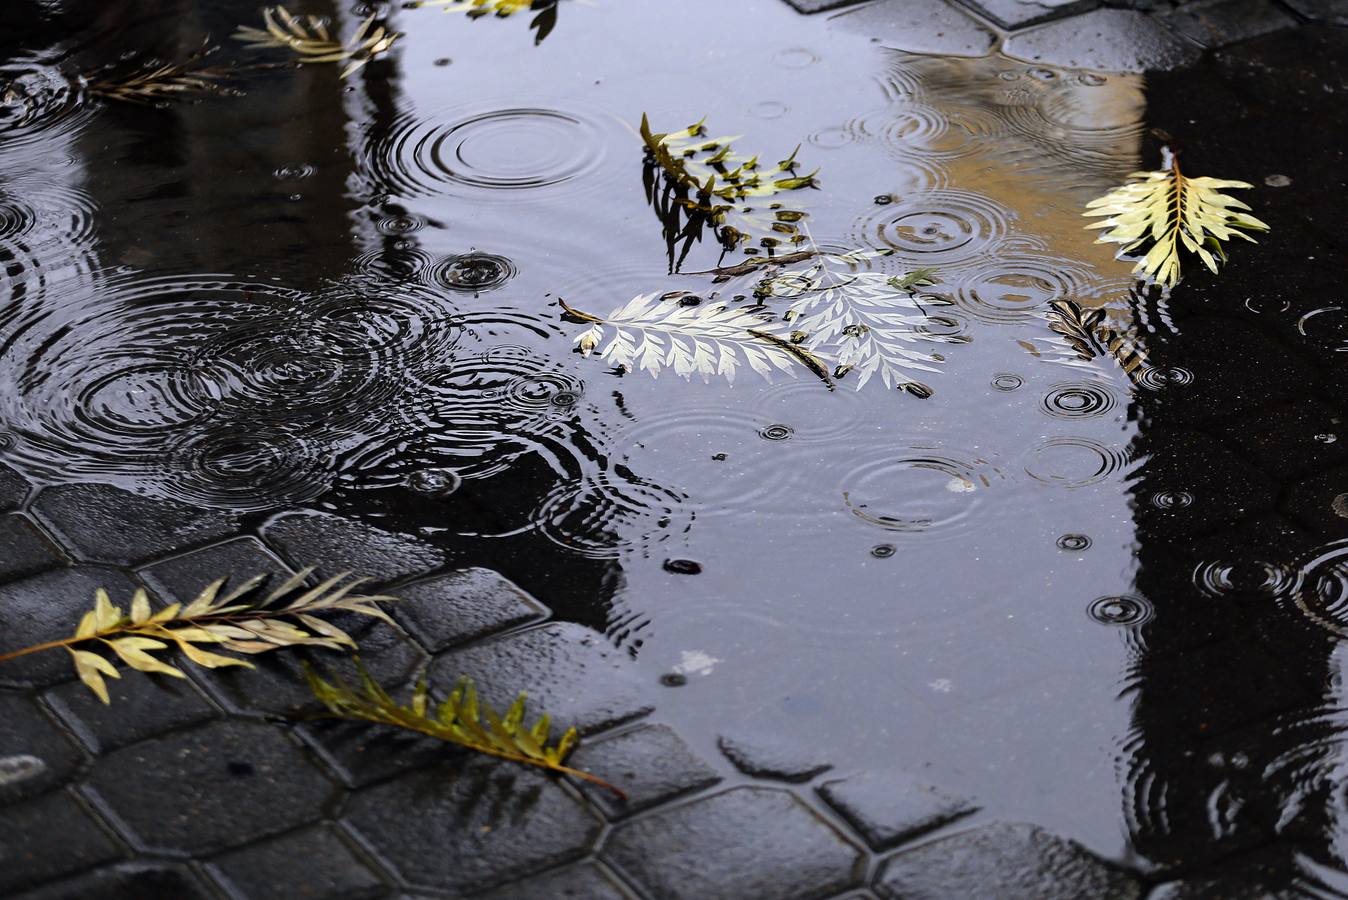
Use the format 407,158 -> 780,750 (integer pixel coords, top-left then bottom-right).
1083,148 -> 1268,287
234,6 -> 401,79
304,661 -> 624,797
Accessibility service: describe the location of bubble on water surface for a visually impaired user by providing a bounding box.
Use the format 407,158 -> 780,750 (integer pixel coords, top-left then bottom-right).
408,468 -> 463,498
362,106 -> 605,199
1057,534 -> 1092,551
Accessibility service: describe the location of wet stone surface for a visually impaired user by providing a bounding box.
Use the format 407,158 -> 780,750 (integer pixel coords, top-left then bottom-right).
1162,0 -> 1297,48
874,822 -> 1143,900
0,693 -> 83,803
717,730 -> 834,782
473,862 -> 635,900
1004,8 -> 1204,71
603,786 -> 866,900
829,0 -> 998,57
393,567 -> 549,652
13,863 -> 216,900
44,675 -> 218,755
566,723 -> 722,817
430,622 -> 653,735
959,0 -> 1100,29
0,790 -> 124,895
30,484 -> 242,566
137,536 -> 295,606
0,514 -> 63,584
342,759 -> 604,894
817,770 -> 980,850
0,463 -> 30,511
207,824 -> 386,900
263,510 -> 448,585
83,720 -> 336,856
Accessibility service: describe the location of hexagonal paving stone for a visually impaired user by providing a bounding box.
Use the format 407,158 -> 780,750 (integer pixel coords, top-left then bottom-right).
0,789 -> 123,894
957,0 -> 1098,30
602,787 -> 866,900
874,822 -> 1142,899
829,0 -> 997,58
138,536 -> 295,607
430,622 -> 652,736
473,862 -> 635,900
394,568 -> 549,652
567,724 -> 722,819
818,770 -> 978,850
209,824 -> 387,899
0,515 -> 63,584
1283,0 -> 1348,24
0,693 -> 84,803
1162,0 -> 1296,49
343,758 -> 604,894
31,484 -> 243,566
718,730 -> 833,783
0,567 -> 141,689
45,675 -> 219,754
1004,9 -> 1203,72
83,720 -> 336,856
12,862 -> 215,900
298,718 -> 448,789
263,511 -> 447,586
0,462 -> 30,511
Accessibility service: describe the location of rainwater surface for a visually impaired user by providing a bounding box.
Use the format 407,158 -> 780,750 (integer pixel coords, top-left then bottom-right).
5,0 -> 1348,881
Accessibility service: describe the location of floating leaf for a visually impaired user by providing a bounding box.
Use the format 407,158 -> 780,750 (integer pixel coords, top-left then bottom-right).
234,7 -> 401,78
561,293 -> 831,387
761,247 -> 965,393
1083,148 -> 1268,287
304,660 -> 624,797
0,570 -> 395,703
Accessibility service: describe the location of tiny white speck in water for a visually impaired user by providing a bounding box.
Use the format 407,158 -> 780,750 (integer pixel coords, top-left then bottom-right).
673,650 -> 722,677
928,678 -> 953,693
945,477 -> 976,493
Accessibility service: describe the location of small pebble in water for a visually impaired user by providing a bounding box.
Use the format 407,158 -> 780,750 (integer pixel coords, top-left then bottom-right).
408,468 -> 463,498
873,194 -> 894,205
659,673 -> 688,687
870,543 -> 896,559
663,558 -> 703,575
0,754 -> 46,787
711,452 -> 728,461
434,58 -> 452,67
1334,494 -> 1348,519
1265,174 -> 1292,187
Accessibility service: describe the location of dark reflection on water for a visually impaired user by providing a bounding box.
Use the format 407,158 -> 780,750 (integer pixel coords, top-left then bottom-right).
2,0 -> 1348,885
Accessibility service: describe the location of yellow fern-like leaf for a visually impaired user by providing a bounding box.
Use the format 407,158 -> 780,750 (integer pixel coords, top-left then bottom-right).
234,7 -> 400,78
1083,150 -> 1268,287
0,569 -> 395,703
304,660 -> 623,797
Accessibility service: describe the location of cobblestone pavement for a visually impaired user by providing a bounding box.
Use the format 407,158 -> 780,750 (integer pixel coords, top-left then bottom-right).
782,0 -> 1334,71
2,5 -> 1347,899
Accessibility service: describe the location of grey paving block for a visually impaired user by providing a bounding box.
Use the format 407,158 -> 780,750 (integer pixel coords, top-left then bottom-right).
603,787 -> 865,900
299,718 -> 449,788
431,622 -> 651,736
473,862 -> 634,900
829,0 -> 998,57
0,462 -> 30,511
84,720 -> 335,856
0,790 -> 123,894
1284,0 -> 1348,24
0,515 -> 63,584
45,674 -> 218,754
817,770 -> 978,850
955,0 -> 1098,29
394,568 -> 548,652
264,510 -> 447,585
209,824 -> 387,899
0,567 -> 141,688
13,862 -> 215,900
873,822 -> 1143,900
0,693 -> 84,803
717,730 -> 833,782
567,724 -> 721,818
31,483 -> 243,566
342,758 -> 604,894
138,536 -> 295,607
1163,0 -> 1296,47
1004,8 -> 1204,71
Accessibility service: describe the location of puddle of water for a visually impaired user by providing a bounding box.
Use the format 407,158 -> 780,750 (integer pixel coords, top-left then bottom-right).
3,0 -> 1348,881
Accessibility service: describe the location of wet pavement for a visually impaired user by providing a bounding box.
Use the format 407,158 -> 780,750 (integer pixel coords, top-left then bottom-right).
2,0 -> 1348,897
